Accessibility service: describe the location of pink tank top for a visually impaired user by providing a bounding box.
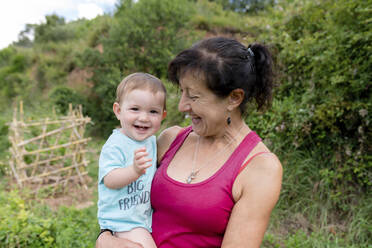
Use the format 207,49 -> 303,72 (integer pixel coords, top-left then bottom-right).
151,126 -> 262,247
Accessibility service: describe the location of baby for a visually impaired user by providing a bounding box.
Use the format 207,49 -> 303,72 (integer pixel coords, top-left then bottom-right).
97,72 -> 166,247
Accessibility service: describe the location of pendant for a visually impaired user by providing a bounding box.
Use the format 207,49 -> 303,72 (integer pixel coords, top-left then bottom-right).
186,171 -> 197,184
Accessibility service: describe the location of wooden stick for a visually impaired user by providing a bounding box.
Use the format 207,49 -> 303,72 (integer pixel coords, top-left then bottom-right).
69,103 -> 73,116
31,118 -> 48,177
17,122 -> 86,147
31,172 -> 88,192
23,138 -> 91,155
71,143 -> 87,189
20,101 -> 23,123
19,117 -> 91,127
20,160 -> 89,182
18,150 -> 87,169
9,160 -> 22,187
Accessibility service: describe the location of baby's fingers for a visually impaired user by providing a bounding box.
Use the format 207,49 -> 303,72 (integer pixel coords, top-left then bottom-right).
134,148 -> 148,160
139,161 -> 153,174
136,157 -> 152,166
139,160 -> 153,169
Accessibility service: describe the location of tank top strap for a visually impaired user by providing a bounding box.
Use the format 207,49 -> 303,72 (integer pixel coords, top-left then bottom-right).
238,151 -> 273,174
228,131 -> 262,166
226,131 -> 262,186
158,126 -> 193,167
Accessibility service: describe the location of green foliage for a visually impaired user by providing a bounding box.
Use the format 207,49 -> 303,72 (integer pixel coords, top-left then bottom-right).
0,191 -> 54,247
106,0 -> 197,76
86,15 -> 113,47
0,190 -> 98,247
190,0 -> 252,33
54,206 -> 98,247
35,54 -> 68,89
49,86 -> 88,115
252,0 -> 372,209
84,0 -> 198,136
32,15 -> 76,43
161,81 -> 190,130
0,112 -> 11,177
0,47 -> 33,101
212,0 -> 275,13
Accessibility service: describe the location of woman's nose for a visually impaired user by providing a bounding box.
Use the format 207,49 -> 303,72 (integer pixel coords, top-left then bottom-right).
178,94 -> 190,112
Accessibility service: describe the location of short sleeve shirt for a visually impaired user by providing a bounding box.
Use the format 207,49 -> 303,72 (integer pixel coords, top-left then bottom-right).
97,129 -> 157,232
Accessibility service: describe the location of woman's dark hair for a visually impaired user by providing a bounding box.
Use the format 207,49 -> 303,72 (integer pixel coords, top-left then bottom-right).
168,37 -> 274,113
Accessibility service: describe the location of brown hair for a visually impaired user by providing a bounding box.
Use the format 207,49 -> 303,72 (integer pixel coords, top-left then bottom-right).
168,37 -> 274,113
116,72 -> 167,109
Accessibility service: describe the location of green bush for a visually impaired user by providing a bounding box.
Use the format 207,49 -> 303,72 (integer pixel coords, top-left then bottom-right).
49,86 -> 87,115
190,0 -> 252,33
250,0 -> 372,209
85,0 -> 199,136
212,0 -> 275,13
33,15 -> 76,43
0,49 -> 32,100
0,190 -> 98,247
86,15 -> 113,47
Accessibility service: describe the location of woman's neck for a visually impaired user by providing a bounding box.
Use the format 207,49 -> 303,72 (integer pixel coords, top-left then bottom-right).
200,119 -> 250,148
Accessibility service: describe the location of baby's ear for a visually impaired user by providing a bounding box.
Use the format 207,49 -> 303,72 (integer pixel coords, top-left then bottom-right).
113,102 -> 121,120
162,110 -> 167,120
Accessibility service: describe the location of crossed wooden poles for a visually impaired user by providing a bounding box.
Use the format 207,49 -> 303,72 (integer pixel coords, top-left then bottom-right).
8,102 -> 91,194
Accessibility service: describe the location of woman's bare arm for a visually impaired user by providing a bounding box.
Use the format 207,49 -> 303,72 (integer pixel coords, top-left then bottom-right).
221,154 -> 283,248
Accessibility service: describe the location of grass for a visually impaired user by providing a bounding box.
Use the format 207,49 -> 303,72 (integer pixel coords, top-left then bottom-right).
263,147 -> 372,248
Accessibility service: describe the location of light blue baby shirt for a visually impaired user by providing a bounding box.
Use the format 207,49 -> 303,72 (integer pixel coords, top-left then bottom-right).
97,129 -> 157,232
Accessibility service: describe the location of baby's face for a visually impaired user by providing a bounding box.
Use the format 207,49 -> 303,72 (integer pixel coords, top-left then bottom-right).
115,89 -> 165,141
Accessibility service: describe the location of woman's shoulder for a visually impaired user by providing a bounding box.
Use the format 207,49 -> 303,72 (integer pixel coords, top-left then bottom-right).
158,126 -> 184,144
234,150 -> 282,201
157,126 -> 184,161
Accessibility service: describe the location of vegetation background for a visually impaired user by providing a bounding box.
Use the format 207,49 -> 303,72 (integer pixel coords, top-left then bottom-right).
0,0 -> 370,247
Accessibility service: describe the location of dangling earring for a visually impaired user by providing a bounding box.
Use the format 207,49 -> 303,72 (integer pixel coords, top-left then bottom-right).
227,116 -> 231,125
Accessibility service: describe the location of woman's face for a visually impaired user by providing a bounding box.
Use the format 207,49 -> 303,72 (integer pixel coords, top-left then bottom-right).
178,72 -> 229,137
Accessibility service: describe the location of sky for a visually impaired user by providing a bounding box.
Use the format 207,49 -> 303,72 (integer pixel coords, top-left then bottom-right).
0,0 -> 118,49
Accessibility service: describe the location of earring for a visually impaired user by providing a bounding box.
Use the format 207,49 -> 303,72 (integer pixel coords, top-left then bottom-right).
227,117 -> 231,125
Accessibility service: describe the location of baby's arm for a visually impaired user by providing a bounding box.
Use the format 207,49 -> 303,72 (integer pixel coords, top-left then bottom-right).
104,147 -> 152,189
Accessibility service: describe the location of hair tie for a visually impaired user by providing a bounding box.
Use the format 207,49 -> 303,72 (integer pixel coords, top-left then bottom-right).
247,47 -> 254,57
246,46 -> 255,73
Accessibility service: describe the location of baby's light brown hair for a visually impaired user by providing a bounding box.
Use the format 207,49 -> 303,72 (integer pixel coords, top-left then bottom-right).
116,72 -> 167,110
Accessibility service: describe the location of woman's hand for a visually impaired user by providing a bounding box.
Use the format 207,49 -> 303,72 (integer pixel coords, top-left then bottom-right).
96,231 -> 144,248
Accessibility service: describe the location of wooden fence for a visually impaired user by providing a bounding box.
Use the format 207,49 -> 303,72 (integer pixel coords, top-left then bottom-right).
8,102 -> 91,194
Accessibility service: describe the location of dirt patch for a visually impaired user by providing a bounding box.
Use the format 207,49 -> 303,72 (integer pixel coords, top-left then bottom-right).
66,68 -> 94,95
41,179 -> 96,211
3,174 -> 96,211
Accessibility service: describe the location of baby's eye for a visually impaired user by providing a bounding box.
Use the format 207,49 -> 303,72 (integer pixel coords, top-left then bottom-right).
150,110 -> 159,114
130,107 -> 139,111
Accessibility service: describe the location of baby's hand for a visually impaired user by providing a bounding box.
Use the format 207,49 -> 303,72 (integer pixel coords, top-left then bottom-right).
133,147 -> 152,176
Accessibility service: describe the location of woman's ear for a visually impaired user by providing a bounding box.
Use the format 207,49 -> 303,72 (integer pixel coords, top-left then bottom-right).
227,89 -> 244,111
113,102 -> 121,120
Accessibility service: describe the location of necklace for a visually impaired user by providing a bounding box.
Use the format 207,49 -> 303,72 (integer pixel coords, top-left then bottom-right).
186,124 -> 245,184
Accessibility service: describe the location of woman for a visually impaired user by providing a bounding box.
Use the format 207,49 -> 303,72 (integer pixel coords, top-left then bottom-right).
97,37 -> 282,248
